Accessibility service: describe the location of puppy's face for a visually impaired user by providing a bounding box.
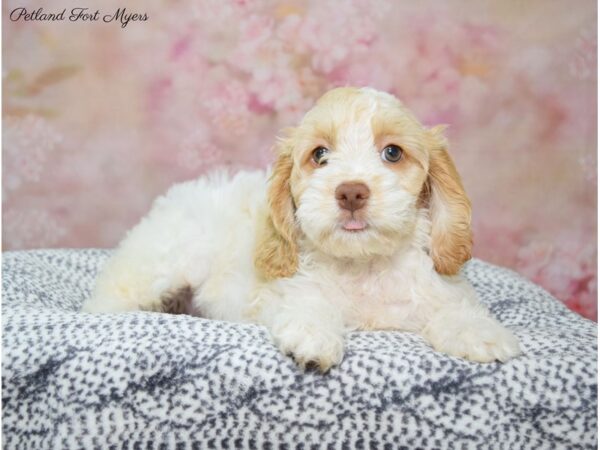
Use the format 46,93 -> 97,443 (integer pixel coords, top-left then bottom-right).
288,88 -> 430,258
255,87 -> 472,279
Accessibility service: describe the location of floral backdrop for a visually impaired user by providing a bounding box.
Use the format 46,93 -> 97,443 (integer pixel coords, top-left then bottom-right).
3,0 -> 597,320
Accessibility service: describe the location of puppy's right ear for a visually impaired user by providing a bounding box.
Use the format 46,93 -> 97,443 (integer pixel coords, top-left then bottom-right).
254,135 -> 299,280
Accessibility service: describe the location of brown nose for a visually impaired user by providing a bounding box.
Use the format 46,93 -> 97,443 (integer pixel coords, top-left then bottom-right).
335,182 -> 370,212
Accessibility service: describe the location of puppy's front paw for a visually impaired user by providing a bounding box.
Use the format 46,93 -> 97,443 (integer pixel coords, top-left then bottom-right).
271,321 -> 344,372
423,311 -> 521,363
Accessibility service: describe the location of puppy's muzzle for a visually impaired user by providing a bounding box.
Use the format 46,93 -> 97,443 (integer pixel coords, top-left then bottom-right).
335,182 -> 370,212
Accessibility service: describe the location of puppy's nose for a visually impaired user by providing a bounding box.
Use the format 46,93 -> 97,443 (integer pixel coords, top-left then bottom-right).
335,182 -> 370,212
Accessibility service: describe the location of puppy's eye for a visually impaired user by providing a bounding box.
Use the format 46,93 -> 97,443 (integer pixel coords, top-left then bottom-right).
381,145 -> 403,163
312,146 -> 330,166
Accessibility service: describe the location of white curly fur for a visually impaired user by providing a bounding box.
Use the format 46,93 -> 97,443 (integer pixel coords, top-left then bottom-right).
83,87 -> 521,371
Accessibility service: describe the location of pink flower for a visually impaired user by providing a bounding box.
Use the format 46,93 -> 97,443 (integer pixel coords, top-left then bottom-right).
517,233 -> 597,321
202,81 -> 251,136
516,240 -> 555,280
249,67 -> 303,112
175,124 -> 221,174
569,28 -> 597,80
3,208 -> 67,250
239,14 -> 274,49
3,115 -> 62,196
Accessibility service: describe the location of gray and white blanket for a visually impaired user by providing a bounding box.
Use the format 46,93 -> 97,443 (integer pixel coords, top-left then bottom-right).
2,249 -> 597,449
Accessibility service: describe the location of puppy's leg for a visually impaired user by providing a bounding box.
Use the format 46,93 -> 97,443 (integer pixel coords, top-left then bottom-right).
82,225 -> 209,315
255,279 -> 346,372
418,277 -> 521,363
83,250 -> 181,313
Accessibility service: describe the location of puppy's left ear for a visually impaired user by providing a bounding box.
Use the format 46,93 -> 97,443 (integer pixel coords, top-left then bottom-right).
426,125 -> 472,275
254,135 -> 299,280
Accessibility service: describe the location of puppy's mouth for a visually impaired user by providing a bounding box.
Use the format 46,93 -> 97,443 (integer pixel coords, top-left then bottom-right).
341,218 -> 368,232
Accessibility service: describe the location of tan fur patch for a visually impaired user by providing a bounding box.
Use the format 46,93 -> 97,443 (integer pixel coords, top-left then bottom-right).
254,140 -> 299,280
426,126 -> 472,275
371,113 -> 429,170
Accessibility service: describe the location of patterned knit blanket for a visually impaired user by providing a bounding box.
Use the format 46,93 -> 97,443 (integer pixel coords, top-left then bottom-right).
2,249 -> 597,449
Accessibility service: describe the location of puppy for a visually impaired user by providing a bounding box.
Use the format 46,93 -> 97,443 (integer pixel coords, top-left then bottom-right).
82,87 -> 521,371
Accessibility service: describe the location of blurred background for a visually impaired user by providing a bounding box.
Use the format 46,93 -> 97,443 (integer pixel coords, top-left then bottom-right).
3,0 -> 597,320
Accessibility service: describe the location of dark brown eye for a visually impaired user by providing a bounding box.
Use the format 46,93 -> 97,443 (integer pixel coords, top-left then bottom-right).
381,145 -> 403,163
312,146 -> 330,165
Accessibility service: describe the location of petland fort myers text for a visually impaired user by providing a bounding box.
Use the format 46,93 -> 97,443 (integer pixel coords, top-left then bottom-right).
9,7 -> 148,28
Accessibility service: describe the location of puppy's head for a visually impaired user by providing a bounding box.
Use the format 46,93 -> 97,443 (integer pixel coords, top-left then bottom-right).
255,87 -> 471,279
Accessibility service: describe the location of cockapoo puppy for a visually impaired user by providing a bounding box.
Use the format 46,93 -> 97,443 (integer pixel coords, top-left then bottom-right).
83,87 -> 521,371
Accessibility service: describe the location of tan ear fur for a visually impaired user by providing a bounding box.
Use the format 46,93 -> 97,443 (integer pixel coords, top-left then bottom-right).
254,139 -> 299,280
427,125 -> 472,275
